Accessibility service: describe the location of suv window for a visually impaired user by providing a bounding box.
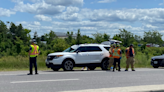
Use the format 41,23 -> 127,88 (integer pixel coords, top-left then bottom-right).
86,46 -> 102,52
104,47 -> 110,51
76,47 -> 86,52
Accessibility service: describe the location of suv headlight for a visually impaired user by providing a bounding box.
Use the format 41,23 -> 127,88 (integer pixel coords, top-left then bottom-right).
47,55 -> 63,60
54,55 -> 63,59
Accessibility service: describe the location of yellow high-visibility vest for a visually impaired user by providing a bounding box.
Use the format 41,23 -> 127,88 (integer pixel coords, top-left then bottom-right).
30,45 -> 39,57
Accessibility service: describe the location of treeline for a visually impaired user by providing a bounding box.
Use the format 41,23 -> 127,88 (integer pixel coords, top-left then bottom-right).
0,20 -> 164,57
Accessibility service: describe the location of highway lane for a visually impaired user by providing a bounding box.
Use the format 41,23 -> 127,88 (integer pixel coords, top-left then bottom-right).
0,68 -> 164,92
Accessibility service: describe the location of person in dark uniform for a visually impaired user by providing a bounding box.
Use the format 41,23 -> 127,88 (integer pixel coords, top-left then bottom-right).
28,39 -> 40,75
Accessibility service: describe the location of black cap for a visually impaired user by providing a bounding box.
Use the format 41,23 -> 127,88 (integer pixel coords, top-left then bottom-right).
130,44 -> 133,46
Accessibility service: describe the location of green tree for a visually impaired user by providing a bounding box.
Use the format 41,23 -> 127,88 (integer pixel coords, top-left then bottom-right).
103,33 -> 110,41
113,29 -> 135,47
92,32 -> 104,43
81,35 -> 94,43
76,29 -> 81,45
143,30 -> 163,45
47,30 -> 57,44
65,31 -> 74,45
53,38 -> 70,52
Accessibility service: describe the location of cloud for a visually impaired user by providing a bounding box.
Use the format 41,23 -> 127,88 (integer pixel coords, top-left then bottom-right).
98,0 -> 116,3
35,15 -> 52,21
51,21 -> 144,35
16,21 -> 41,26
66,6 -> 79,14
33,21 -> 41,26
45,0 -> 83,6
80,8 -> 164,25
13,1 -> 65,15
54,13 -> 81,21
159,3 -> 163,5
0,8 -> 16,17
16,21 -> 52,36
54,6 -> 81,21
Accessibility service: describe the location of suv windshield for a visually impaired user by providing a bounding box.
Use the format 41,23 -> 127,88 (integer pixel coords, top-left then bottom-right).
63,47 -> 75,52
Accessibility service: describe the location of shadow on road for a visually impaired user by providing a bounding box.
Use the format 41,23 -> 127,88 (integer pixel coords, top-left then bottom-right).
42,69 -> 103,72
144,90 -> 164,92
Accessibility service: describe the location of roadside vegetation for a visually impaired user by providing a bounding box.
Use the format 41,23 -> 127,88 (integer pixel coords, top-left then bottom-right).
0,20 -> 164,71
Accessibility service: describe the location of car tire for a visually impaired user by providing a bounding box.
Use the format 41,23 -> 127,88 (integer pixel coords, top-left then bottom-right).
88,67 -> 96,70
101,59 -> 109,70
63,59 -> 74,71
153,66 -> 159,68
51,68 -> 60,71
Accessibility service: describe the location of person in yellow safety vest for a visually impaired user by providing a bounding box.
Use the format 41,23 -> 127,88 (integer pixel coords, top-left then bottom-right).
112,44 -> 122,72
125,44 -> 135,71
108,44 -> 115,70
27,39 -> 40,75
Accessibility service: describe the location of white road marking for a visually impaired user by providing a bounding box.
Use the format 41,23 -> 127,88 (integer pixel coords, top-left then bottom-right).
10,78 -> 79,84
0,74 -> 19,76
62,84 -> 164,92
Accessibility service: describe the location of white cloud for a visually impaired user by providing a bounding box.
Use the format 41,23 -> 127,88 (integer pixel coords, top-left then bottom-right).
34,21 -> 41,26
54,13 -> 81,21
80,8 -> 164,25
159,3 -> 163,5
66,6 -> 79,14
13,1 -> 65,15
45,0 -> 83,6
41,26 -> 53,30
16,21 -> 41,26
143,24 -> 158,29
51,21 -> 144,36
16,21 -> 50,36
54,6 -> 81,21
0,8 -> 15,17
35,15 -> 52,21
98,0 -> 116,3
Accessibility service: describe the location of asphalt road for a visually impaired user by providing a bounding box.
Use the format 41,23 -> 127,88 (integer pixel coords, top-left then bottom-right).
0,68 -> 164,92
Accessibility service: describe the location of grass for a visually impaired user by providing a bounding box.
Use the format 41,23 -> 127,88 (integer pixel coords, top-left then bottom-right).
0,54 -> 153,71
0,55 -> 48,71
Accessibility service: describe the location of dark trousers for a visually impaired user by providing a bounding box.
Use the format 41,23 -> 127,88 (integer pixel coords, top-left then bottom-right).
113,58 -> 121,71
29,57 -> 38,74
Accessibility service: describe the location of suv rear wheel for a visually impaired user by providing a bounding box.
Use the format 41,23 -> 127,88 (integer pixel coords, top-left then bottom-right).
101,59 -> 109,70
63,59 -> 74,71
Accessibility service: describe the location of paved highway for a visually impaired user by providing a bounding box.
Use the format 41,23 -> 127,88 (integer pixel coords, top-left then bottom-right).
0,68 -> 164,92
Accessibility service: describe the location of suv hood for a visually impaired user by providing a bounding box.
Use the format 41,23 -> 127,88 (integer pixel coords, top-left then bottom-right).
48,52 -> 73,56
152,55 -> 164,59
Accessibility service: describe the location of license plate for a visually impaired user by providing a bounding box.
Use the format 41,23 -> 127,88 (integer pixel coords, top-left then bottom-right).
154,61 -> 158,64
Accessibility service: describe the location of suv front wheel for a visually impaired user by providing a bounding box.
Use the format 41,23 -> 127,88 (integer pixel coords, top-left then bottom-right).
63,59 -> 74,71
101,59 -> 109,70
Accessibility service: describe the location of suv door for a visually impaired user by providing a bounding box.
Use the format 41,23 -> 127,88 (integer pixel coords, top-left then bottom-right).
74,46 -> 90,64
86,46 -> 103,63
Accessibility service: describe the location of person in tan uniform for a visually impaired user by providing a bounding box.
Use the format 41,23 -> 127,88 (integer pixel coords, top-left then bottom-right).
125,44 -> 135,71
108,44 -> 115,70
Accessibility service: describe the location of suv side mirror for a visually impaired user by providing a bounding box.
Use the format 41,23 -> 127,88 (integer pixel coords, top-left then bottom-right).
76,50 -> 80,54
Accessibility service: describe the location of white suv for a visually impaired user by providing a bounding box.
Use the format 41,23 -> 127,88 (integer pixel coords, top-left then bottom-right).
46,44 -> 110,71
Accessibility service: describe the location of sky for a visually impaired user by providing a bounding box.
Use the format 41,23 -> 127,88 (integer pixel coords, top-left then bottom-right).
0,0 -> 164,38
